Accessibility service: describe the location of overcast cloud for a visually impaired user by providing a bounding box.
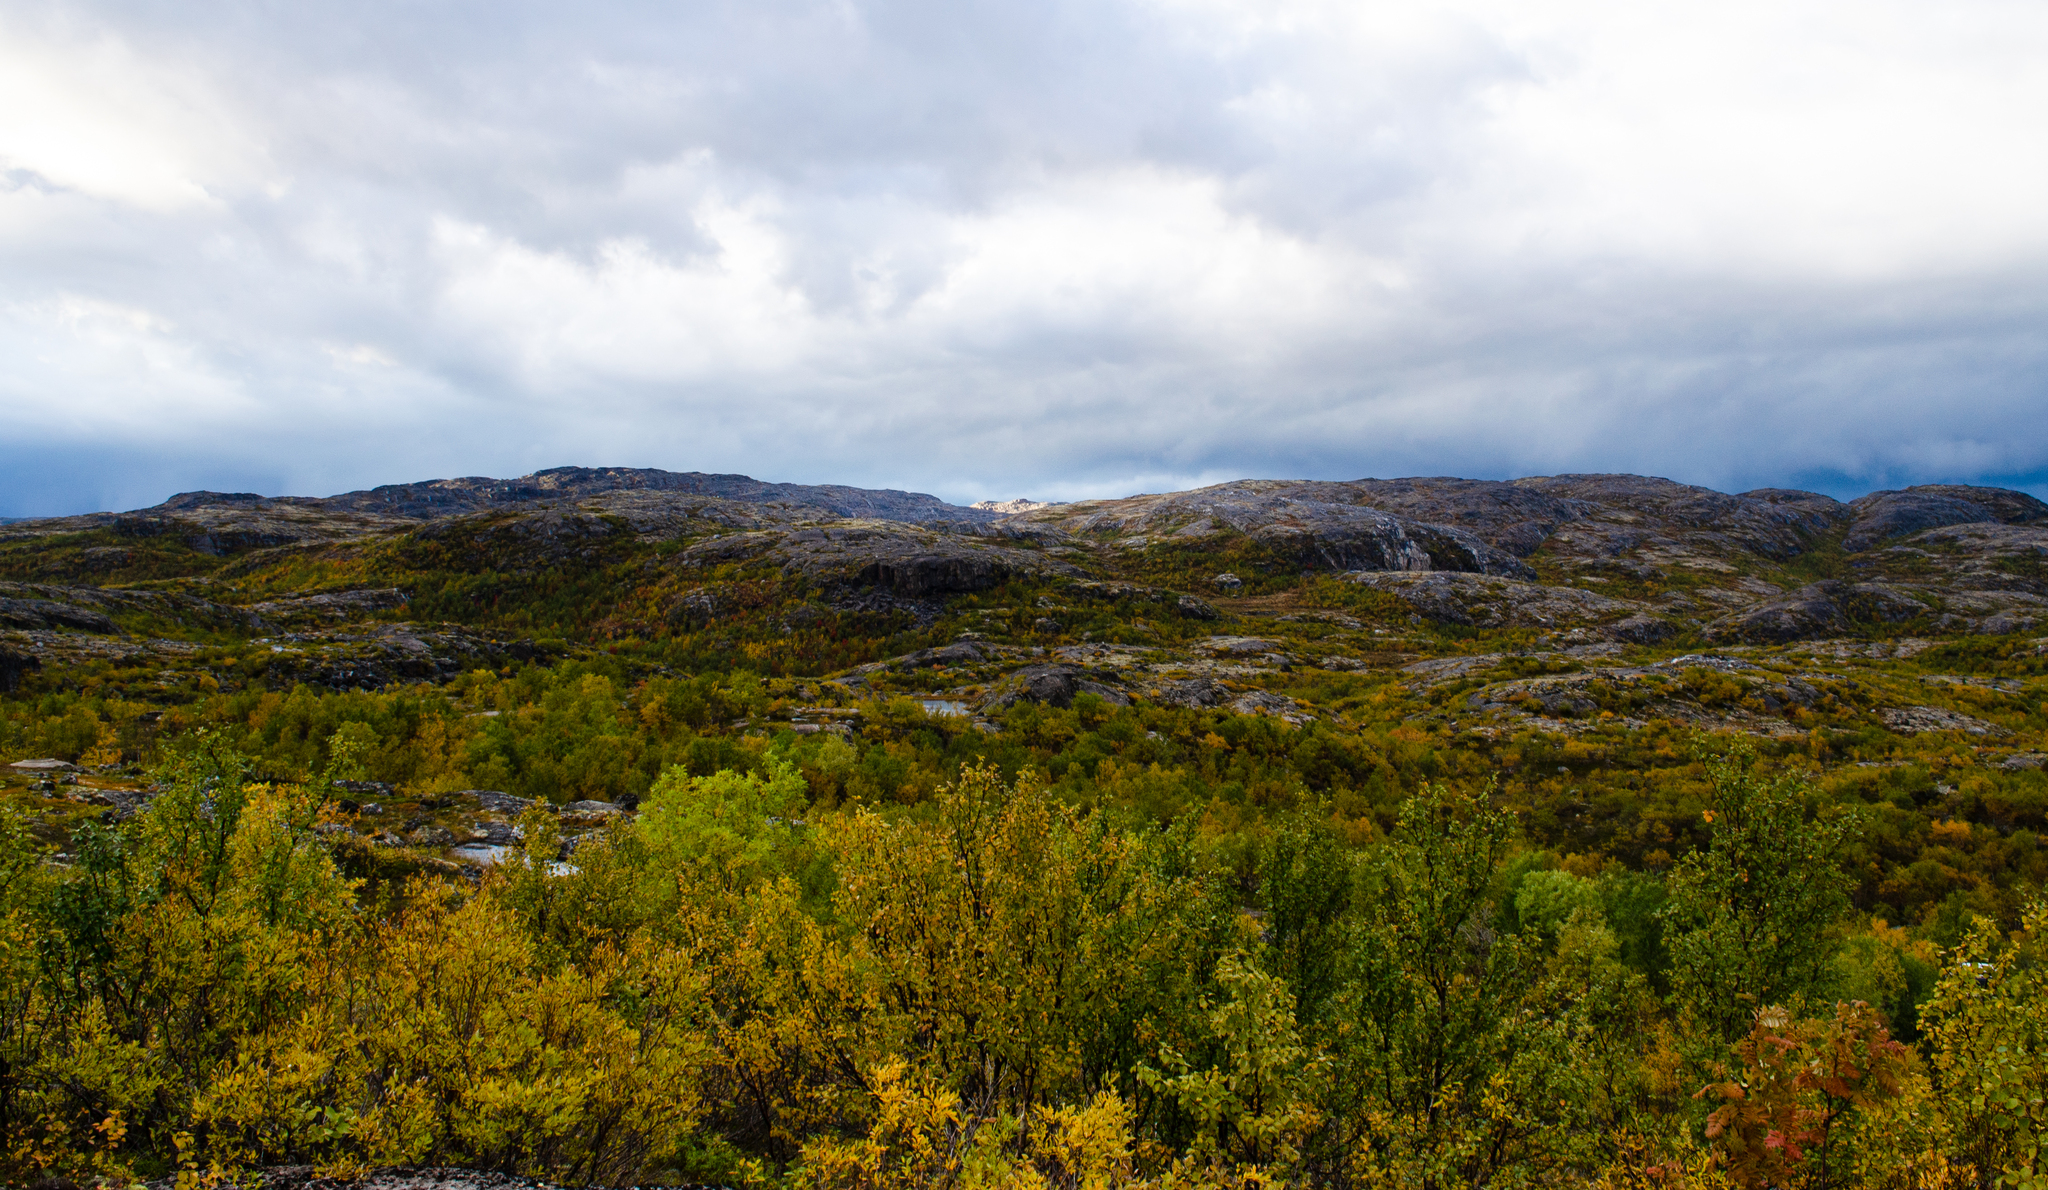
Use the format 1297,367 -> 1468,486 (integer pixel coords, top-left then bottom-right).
3,0 -> 2046,515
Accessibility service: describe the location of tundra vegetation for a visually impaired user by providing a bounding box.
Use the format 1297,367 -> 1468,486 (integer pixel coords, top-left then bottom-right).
0,467 -> 2045,1188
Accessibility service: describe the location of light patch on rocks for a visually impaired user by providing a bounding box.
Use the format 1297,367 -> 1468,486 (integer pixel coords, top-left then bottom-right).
1880,706 -> 2007,736
1229,691 -> 1314,726
1342,571 -> 1652,633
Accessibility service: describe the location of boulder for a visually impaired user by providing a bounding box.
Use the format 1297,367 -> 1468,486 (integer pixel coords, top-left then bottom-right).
0,597 -> 117,633
1152,678 -> 1231,708
332,779 -> 397,799
470,820 -> 518,845
465,790 -> 538,817
1228,691 -> 1314,726
670,587 -> 720,625
986,665 -> 1130,709
1880,706 -> 2004,736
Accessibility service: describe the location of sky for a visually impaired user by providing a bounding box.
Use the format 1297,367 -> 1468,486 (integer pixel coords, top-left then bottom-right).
3,0 -> 2047,516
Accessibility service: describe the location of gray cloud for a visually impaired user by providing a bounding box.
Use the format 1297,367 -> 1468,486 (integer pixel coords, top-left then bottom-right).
2,0 -> 2045,516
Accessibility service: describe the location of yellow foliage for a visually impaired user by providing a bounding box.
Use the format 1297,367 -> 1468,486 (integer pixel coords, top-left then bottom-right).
8,743 -> 2042,1189
184,881 -> 711,1181
795,1058 -> 1148,1190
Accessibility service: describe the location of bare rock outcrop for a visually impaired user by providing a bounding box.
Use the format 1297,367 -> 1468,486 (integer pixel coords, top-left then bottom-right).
1705,581 -> 1928,644
1151,677 -> 1232,708
1341,571 -> 1652,632
1844,485 -> 2048,552
246,588 -> 408,624
1028,480 -> 1535,577
0,582 -> 262,635
678,522 -> 1084,596
984,664 -> 1131,709
318,466 -> 1000,524
1880,705 -> 2005,736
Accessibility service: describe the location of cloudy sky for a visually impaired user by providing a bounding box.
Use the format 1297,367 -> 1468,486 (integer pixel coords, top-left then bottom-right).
3,0 -> 2046,515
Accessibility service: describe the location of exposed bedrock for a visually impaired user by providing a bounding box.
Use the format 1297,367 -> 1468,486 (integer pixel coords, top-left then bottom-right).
1843,485 -> 2048,552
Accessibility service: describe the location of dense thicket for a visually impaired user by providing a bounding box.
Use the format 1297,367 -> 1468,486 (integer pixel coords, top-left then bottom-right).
1,732 -> 2043,1189
7,655 -> 2044,935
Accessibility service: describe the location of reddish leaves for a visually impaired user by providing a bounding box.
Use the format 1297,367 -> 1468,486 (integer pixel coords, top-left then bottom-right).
1695,1001 -> 1912,1189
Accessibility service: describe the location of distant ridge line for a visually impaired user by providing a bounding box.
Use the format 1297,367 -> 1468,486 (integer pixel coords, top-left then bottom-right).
153,466 -> 1002,525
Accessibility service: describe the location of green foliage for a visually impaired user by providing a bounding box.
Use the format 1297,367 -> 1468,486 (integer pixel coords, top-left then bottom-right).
0,728 -> 2040,1186
1925,898 -> 2048,1189
1139,952 -> 1325,1176
1516,867 -> 1600,950
1329,785 -> 1586,1187
1663,742 -> 1860,1038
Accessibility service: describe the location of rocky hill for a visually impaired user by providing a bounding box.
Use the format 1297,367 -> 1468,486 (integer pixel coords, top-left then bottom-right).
2,465 -> 2045,857
3,467 -> 2045,673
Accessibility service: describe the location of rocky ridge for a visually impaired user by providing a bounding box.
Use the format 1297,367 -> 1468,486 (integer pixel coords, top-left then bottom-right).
9,469 -> 2044,647
1,468 -> 2044,759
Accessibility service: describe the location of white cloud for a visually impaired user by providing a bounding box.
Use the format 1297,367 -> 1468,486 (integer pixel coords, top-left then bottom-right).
0,15 -> 268,212
1,0 -> 2046,514
1455,0 -> 2048,277
0,294 -> 246,433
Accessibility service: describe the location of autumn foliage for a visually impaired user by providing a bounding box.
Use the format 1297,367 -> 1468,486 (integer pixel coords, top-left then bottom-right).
0,738 -> 2042,1188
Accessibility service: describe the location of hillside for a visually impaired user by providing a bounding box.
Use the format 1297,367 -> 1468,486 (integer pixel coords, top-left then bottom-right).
2,466 -> 2046,1186
4,462 -> 2045,861
4,465 -> 2046,860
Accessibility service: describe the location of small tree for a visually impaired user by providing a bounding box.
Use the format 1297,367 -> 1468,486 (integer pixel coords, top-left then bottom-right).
1696,1001 -> 1913,1189
1331,784 -> 1602,1188
1924,898 -> 2048,1190
1662,741 -> 1858,1038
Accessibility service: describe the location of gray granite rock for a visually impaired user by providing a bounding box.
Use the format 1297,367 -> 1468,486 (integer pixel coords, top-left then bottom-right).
1706,581 -> 1929,644
1844,484 -> 2048,551
1342,571 -> 1648,630
465,790 -> 537,816
1152,677 -> 1232,708
1880,706 -> 2005,736
985,664 -> 1130,709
